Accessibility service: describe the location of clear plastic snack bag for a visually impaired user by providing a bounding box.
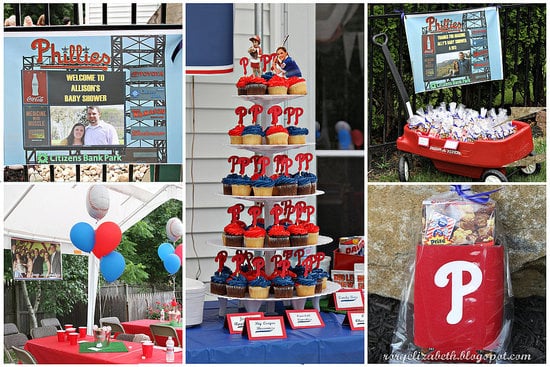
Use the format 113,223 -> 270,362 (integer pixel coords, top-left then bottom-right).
390,185 -> 513,363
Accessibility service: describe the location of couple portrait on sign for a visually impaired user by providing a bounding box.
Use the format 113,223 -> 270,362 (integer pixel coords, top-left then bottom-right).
52,106 -> 123,146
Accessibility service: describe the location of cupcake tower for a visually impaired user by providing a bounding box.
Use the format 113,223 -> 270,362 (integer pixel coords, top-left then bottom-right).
210,249 -> 329,299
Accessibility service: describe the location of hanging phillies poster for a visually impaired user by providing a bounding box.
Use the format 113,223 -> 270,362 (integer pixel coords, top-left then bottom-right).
404,7 -> 503,93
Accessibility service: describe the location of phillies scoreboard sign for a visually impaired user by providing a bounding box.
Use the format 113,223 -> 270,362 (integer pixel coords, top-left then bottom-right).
4,28 -> 183,164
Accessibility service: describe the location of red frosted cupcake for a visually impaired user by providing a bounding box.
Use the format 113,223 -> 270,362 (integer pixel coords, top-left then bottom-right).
228,125 -> 244,145
287,224 -> 308,246
287,77 -> 307,95
264,125 -> 289,145
246,76 -> 267,95
302,222 -> 320,245
266,224 -> 290,248
236,76 -> 253,95
244,225 -> 266,248
222,222 -> 245,247
267,75 -> 289,95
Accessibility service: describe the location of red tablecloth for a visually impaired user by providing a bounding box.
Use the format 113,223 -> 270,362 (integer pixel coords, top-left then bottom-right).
25,335 -> 182,364
121,319 -> 183,347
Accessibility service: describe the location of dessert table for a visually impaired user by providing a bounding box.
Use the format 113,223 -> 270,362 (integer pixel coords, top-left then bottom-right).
186,301 -> 364,364
121,319 -> 183,346
25,335 -> 182,364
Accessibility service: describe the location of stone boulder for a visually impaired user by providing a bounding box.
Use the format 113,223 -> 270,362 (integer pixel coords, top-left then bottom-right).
368,185 -> 546,299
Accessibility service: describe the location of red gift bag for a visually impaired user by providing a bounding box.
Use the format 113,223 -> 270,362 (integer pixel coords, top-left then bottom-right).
414,243 -> 504,360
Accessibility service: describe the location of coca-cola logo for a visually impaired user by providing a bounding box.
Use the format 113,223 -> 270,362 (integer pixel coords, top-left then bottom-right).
26,95 -> 45,103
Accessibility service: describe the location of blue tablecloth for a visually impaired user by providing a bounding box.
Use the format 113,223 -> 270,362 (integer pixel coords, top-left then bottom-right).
186,300 -> 364,364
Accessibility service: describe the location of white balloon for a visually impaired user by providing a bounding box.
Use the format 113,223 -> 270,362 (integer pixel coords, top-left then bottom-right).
166,217 -> 183,241
86,185 -> 110,220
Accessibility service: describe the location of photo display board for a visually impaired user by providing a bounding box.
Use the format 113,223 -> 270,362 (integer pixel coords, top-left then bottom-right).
404,7 -> 503,93
4,28 -> 183,164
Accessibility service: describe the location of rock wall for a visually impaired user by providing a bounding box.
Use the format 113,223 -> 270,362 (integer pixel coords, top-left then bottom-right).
368,185 -> 546,299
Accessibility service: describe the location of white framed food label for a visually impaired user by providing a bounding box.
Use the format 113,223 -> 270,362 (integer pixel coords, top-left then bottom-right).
333,289 -> 364,310
225,312 -> 263,334
344,311 -> 365,330
285,309 -> 325,329
244,316 -> 287,340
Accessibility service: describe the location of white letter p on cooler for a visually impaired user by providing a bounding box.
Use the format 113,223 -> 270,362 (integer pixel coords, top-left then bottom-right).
434,261 -> 483,325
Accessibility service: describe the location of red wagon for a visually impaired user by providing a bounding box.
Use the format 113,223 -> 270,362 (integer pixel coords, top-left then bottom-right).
373,33 -> 542,182
396,120 -> 540,182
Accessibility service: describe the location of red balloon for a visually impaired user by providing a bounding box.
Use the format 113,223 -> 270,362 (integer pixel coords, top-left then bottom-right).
93,221 -> 122,258
174,244 -> 183,262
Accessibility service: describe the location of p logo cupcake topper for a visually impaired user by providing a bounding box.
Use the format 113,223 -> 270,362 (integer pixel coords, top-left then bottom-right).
314,252 -> 325,269
227,155 -> 239,173
302,256 -> 313,277
248,104 -> 263,124
294,248 -> 305,265
251,257 -> 265,278
305,205 -> 315,223
248,205 -> 262,228
295,153 -> 313,172
284,107 -> 304,125
236,157 -> 251,175
270,204 -> 284,225
267,105 -> 283,125
274,154 -> 293,175
261,53 -> 276,73
283,250 -> 294,260
215,250 -> 228,273
294,201 -> 307,223
251,155 -> 270,177
239,57 -> 249,75
234,106 -> 247,126
227,203 -> 245,223
270,254 -> 282,268
279,259 -> 291,278
231,253 -> 245,276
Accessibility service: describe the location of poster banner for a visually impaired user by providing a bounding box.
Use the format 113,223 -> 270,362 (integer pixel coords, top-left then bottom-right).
4,28 -> 183,164
404,7 -> 503,93
11,238 -> 63,280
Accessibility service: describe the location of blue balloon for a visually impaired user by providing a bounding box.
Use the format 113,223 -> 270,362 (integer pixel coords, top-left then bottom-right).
157,242 -> 175,261
69,222 -> 95,253
100,251 -> 125,283
163,253 -> 181,275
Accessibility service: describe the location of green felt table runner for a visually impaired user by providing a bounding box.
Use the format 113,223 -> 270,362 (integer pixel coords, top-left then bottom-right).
79,341 -> 128,353
159,321 -> 183,328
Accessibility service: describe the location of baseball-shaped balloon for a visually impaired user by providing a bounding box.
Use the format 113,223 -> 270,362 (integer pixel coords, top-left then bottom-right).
86,185 -> 110,220
166,217 -> 183,242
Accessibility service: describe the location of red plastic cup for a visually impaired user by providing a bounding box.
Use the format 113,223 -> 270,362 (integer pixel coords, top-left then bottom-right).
64,324 -> 73,330
78,327 -> 87,338
142,341 -> 154,358
65,327 -> 76,338
57,330 -> 66,342
68,332 -> 79,346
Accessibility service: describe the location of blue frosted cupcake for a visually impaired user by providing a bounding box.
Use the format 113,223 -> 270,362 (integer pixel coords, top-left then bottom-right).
293,173 -> 312,195
273,174 -> 298,196
295,274 -> 317,296
242,125 -> 265,145
287,126 -> 309,144
210,266 -> 232,295
231,175 -> 252,196
226,273 -> 248,298
251,175 -> 275,196
271,275 -> 294,298
248,276 -> 271,299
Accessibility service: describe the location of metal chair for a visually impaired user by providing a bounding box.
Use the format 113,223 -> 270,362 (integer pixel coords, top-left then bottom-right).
4,323 -> 29,363
116,333 -> 151,343
30,325 -> 58,339
101,321 -> 125,334
99,316 -> 121,327
12,346 -> 37,364
40,318 -> 63,330
149,324 -> 180,347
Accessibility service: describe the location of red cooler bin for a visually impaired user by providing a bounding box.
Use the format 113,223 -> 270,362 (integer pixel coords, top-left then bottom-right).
414,243 -> 504,360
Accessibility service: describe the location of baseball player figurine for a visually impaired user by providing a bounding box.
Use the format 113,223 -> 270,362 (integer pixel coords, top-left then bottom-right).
248,35 -> 263,76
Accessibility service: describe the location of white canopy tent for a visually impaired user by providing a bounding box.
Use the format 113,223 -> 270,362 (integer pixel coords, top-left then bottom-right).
4,183 -> 183,333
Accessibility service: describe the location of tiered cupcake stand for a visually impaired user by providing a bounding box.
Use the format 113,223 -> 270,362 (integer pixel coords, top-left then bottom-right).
207,94 -> 341,316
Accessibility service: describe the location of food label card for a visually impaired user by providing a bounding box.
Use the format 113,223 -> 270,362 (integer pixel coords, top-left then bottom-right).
225,312 -> 263,334
333,289 -> 364,310
343,311 -> 365,330
244,316 -> 287,340
285,310 -> 325,329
